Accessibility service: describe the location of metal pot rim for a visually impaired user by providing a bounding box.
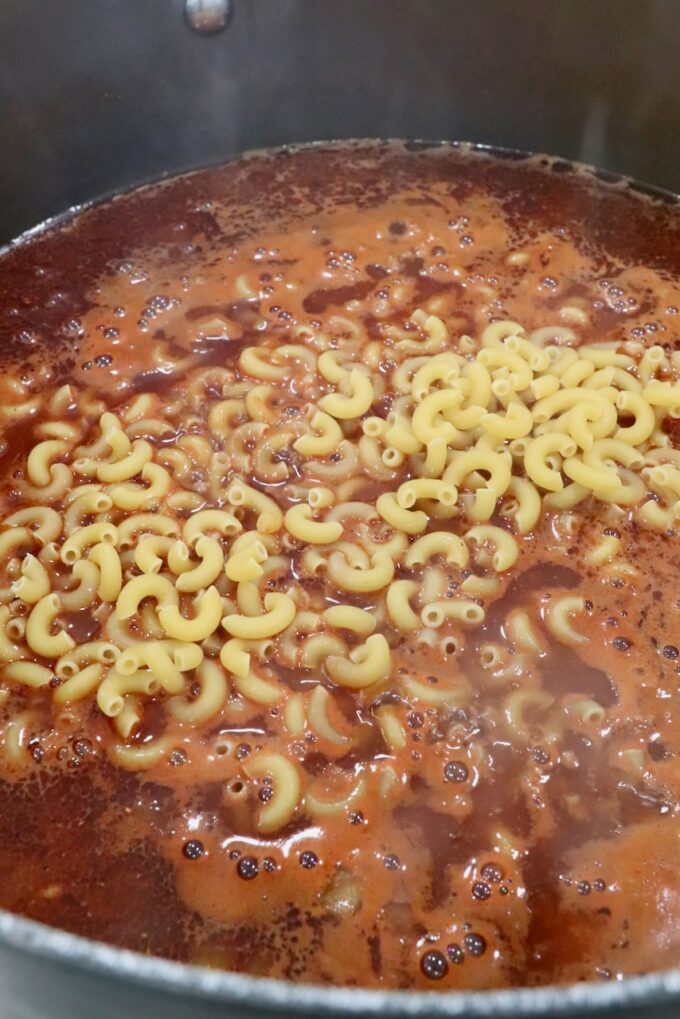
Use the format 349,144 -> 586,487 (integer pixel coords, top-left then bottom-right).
1,138 -> 679,1016
2,907 -> 680,1016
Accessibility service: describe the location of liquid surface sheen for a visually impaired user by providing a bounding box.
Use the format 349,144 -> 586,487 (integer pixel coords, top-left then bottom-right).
1,142 -> 680,990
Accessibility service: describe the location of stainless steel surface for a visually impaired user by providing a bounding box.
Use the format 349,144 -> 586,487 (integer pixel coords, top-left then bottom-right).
2,910 -> 680,1019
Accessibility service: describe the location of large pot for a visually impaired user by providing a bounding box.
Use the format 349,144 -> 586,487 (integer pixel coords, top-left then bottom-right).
1,4 -> 680,1018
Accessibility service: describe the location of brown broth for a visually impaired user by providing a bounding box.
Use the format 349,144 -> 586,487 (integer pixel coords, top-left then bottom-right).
0,143 -> 680,989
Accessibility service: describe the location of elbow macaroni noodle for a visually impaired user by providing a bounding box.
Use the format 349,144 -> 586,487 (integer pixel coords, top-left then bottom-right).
1,305 -> 676,833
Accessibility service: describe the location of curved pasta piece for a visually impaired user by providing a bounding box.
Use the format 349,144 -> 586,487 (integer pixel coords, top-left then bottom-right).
305,439 -> 359,480
466,524 -> 519,572
244,752 -> 301,832
505,609 -> 545,655
397,478 -> 457,510
11,554 -> 50,605
118,514 -> 180,547
318,368 -> 373,420
481,400 -> 533,441
109,735 -> 177,771
420,599 -> 485,628
222,592 -> 296,639
116,575 -> 178,620
411,352 -> 462,401
317,350 -> 351,384
375,492 -> 427,535
183,509 -> 241,546
96,439 -> 152,484
376,705 -> 407,750
545,595 -> 588,645
168,660 -> 228,725
58,559 -> 101,611
0,607 -> 23,664
385,579 -> 420,632
109,462 -> 170,510
326,633 -> 391,689
64,490 -> 113,533
233,668 -> 284,705
220,637 -> 251,677
307,486 -> 335,510
564,695 -> 606,728
285,503 -> 343,545
524,434 -> 576,492
87,542 -> 123,601
404,531 -> 469,569
503,688 -> 555,740
282,692 -> 306,737
502,477 -> 541,534
26,439 -> 70,488
562,456 -> 622,496
2,661 -> 53,688
294,410 -> 343,457
322,604 -> 376,637
53,663 -> 103,706
25,593 -> 74,657
3,507 -> 62,545
56,641 -> 120,678
327,550 -> 394,594
411,389 -> 461,444
61,522 -> 119,564
102,668 -> 151,716
400,673 -> 467,705
159,586 -> 223,642
385,411 -> 423,455
305,773 -> 366,817
307,685 -> 352,745
115,640 -> 203,695
300,632 -> 348,668
226,481 -> 282,533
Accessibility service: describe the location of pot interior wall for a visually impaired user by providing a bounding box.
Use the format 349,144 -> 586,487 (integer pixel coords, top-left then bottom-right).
1,0 -> 680,243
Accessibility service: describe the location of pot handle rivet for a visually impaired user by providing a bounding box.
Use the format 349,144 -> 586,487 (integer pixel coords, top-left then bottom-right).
185,0 -> 232,35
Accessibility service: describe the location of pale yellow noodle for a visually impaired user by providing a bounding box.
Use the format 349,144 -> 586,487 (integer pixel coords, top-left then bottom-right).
243,752 -> 302,832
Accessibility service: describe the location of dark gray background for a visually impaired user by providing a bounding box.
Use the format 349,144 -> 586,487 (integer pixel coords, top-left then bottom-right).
1,0 -> 680,243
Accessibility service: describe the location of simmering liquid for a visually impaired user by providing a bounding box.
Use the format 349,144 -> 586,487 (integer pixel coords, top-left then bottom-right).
0,142 -> 680,989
